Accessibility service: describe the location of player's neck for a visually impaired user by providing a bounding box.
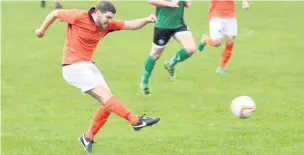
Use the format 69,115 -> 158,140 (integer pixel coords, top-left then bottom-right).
92,13 -> 104,31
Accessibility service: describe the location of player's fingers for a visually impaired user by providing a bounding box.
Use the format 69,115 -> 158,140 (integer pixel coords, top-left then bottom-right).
35,29 -> 41,35
35,30 -> 44,38
153,16 -> 157,21
148,15 -> 156,22
150,14 -> 156,19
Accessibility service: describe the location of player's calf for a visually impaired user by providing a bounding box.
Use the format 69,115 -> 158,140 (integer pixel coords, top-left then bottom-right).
164,45 -> 195,82
166,33 -> 196,69
217,36 -> 235,75
140,48 -> 164,95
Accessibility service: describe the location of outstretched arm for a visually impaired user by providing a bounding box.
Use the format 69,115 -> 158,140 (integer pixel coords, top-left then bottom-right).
35,9 -> 80,38
123,14 -> 157,30
35,10 -> 58,38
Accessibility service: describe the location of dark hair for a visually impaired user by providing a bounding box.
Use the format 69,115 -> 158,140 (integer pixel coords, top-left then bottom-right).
96,1 -> 116,14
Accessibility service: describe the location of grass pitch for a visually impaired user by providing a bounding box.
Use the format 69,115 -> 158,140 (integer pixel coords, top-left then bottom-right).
2,1 -> 304,155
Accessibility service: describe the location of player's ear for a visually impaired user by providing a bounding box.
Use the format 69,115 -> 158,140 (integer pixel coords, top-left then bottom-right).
95,10 -> 102,16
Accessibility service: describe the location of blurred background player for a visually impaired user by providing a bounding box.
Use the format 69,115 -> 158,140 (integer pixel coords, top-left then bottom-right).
41,0 -> 62,9
197,0 -> 250,75
139,0 -> 196,95
35,1 -> 159,153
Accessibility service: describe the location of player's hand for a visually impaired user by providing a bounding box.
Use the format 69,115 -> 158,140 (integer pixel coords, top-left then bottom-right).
145,14 -> 157,23
169,0 -> 179,8
185,1 -> 191,8
242,1 -> 250,10
35,28 -> 45,38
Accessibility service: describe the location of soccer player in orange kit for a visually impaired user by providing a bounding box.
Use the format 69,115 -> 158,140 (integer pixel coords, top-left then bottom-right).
35,1 -> 160,153
197,0 -> 250,75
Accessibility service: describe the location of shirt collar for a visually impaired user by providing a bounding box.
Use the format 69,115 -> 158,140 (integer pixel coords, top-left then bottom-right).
88,7 -> 95,22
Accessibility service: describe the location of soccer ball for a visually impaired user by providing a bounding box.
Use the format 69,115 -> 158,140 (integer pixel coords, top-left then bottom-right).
230,96 -> 256,119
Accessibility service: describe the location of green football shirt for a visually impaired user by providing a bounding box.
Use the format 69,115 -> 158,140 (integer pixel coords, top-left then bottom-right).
154,1 -> 186,29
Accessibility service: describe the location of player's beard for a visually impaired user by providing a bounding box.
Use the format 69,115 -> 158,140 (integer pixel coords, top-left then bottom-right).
98,21 -> 108,29
102,22 -> 109,29
96,21 -> 103,28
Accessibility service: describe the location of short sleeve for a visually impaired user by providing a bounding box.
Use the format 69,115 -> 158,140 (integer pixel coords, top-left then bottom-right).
57,9 -> 82,24
109,20 -> 125,30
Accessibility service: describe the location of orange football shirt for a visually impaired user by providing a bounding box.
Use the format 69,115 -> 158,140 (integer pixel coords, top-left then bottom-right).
57,8 -> 125,65
208,0 -> 236,19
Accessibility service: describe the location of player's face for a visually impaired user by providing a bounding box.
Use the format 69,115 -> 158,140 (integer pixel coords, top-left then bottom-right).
96,11 -> 115,29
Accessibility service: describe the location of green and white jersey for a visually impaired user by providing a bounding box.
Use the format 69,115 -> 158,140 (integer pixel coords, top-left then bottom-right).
154,1 -> 186,29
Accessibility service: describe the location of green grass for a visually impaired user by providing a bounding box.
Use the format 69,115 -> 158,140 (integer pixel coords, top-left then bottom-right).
2,1 -> 304,155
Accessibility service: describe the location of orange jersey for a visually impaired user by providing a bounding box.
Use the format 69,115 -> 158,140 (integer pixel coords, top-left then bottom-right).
208,0 -> 236,19
57,8 -> 125,65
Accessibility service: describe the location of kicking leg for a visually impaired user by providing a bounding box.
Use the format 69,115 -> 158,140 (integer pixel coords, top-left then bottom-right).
87,85 -> 160,131
63,63 -> 160,153
79,84 -> 160,152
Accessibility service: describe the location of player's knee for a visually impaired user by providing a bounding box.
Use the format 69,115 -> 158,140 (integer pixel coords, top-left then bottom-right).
185,46 -> 196,55
151,53 -> 161,59
86,85 -> 113,106
213,39 -> 222,47
87,91 -> 104,105
227,40 -> 234,46
226,37 -> 235,45
151,48 -> 164,60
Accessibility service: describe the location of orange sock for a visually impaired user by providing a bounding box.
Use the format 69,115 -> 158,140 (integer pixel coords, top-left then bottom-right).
204,37 -> 216,47
219,44 -> 233,68
85,107 -> 110,140
105,96 -> 139,125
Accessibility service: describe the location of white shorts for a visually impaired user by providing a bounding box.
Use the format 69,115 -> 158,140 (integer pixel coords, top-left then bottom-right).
62,62 -> 110,93
209,17 -> 238,39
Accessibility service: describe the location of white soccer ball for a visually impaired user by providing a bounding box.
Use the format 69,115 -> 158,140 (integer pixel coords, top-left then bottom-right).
230,96 -> 256,119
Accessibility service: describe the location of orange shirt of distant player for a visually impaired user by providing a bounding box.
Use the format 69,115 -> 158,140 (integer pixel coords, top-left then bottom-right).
208,0 -> 236,19
57,9 -> 124,64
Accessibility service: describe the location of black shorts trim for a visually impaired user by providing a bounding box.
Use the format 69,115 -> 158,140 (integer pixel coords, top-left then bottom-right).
153,24 -> 189,47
